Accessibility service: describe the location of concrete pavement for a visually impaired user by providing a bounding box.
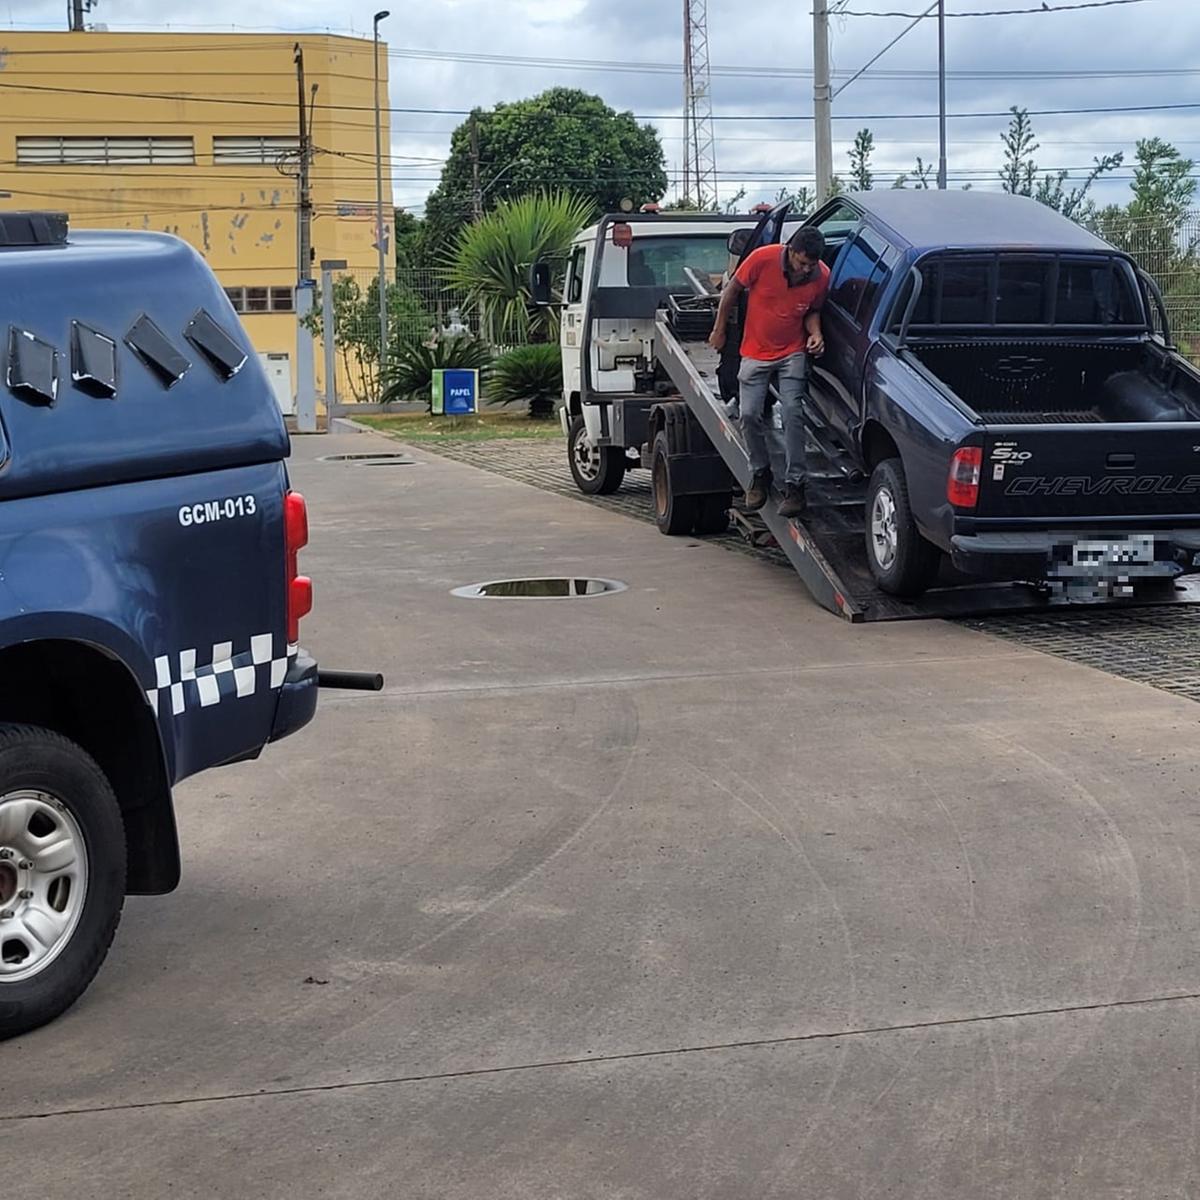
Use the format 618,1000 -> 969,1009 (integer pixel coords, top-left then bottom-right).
6,428 -> 1200,1198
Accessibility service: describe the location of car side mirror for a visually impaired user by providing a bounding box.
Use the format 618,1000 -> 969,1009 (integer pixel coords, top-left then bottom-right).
529,261 -> 553,307
727,229 -> 752,257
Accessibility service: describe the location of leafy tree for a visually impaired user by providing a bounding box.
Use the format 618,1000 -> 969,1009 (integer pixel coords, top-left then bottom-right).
424,88 -> 667,249
848,129 -> 874,192
999,107 -> 1039,196
999,106 -> 1120,220
1092,139 -> 1199,352
893,157 -> 935,190
1128,137 -> 1197,225
442,190 -> 596,344
393,208 -> 429,274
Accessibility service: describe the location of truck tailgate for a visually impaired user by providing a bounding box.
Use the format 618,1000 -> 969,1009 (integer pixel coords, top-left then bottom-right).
978,424 -> 1200,520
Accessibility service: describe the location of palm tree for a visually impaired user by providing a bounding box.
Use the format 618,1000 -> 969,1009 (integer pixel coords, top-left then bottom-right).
442,190 -> 595,344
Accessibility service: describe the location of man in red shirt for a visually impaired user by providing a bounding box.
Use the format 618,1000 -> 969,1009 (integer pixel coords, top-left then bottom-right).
708,226 -> 830,517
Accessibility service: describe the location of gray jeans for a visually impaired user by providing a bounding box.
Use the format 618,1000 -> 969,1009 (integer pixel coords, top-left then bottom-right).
738,351 -> 809,488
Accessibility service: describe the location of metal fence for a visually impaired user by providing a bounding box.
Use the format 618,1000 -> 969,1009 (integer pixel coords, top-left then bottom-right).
315,268 -> 476,405
1091,212 -> 1200,356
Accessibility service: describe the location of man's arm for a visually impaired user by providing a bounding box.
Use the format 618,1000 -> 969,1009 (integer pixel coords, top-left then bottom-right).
804,309 -> 824,356
708,276 -> 745,350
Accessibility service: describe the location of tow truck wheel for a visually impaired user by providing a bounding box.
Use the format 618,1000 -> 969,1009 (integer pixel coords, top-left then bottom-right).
866,458 -> 942,598
651,429 -> 699,535
568,415 -> 626,495
0,725 -> 125,1040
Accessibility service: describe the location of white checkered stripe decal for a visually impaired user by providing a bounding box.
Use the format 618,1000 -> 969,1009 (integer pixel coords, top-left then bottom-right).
147,634 -> 296,717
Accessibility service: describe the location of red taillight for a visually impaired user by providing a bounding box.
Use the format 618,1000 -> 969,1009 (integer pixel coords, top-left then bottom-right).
947,446 -> 983,509
285,490 -> 312,644
612,222 -> 633,247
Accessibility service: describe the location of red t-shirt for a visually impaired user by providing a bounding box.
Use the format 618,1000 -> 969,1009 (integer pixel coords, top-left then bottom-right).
733,245 -> 830,362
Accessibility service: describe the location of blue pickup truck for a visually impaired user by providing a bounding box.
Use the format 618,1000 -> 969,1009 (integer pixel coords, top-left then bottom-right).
0,212 -> 320,1038
804,190 -> 1200,596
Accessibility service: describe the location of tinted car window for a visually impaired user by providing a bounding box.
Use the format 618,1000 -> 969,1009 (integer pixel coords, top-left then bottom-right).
828,236 -> 879,319
996,259 -> 1050,324
939,259 -> 991,324
859,255 -> 891,323
1057,259 -> 1141,324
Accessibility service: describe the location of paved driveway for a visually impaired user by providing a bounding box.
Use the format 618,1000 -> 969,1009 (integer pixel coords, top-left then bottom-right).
6,428 -> 1200,1198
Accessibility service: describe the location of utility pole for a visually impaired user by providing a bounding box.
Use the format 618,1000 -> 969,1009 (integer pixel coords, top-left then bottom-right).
373,11 -> 390,381
936,0 -> 948,190
293,44 -> 317,433
69,0 -> 86,31
469,114 -> 483,222
813,0 -> 834,206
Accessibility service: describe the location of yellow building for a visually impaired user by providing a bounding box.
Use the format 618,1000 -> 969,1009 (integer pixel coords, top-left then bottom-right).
0,30 -> 393,410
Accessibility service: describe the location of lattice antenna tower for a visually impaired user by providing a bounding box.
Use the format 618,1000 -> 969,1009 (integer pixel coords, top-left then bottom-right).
681,0 -> 718,211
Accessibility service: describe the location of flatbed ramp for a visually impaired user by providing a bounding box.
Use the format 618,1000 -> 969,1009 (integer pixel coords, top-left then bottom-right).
653,312 -> 1200,622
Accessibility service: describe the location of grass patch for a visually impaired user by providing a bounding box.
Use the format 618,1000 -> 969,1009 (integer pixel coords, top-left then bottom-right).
356,411 -> 564,443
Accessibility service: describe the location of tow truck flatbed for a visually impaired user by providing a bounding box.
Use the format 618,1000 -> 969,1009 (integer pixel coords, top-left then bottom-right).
653,313 -> 1200,622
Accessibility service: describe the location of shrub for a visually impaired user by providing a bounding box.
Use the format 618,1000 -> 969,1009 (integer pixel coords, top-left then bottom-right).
381,335 -> 493,407
442,190 -> 595,343
487,344 -> 562,419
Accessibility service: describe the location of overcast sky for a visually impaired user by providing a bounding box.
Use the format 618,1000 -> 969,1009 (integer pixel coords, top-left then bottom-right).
9,0 -> 1200,213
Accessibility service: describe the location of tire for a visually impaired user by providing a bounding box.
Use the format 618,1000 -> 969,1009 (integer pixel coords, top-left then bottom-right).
865,458 -> 942,598
651,429 -> 699,536
568,415 -> 626,495
693,494 -> 731,536
0,725 -> 126,1040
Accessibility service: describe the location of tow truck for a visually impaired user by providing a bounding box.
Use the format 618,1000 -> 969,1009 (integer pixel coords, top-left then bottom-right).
534,194 -> 1200,621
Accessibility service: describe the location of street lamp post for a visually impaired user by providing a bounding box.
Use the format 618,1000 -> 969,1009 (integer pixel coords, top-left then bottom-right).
373,10 -> 390,381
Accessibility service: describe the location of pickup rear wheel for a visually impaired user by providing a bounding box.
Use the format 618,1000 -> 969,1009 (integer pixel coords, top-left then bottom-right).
0,725 -> 125,1040
568,415 -> 626,495
866,459 -> 942,598
651,429 -> 699,536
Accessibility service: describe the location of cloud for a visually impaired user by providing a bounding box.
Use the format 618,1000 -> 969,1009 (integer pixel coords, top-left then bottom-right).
8,0 -> 1198,210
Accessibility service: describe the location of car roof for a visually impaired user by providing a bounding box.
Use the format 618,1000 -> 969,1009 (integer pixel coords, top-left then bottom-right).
844,190 -> 1116,254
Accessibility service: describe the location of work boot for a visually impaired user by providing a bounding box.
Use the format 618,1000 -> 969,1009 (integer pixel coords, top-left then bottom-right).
744,471 -> 771,512
777,483 -> 806,519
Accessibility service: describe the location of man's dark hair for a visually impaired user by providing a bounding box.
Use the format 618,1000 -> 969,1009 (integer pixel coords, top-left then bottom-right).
787,226 -> 826,261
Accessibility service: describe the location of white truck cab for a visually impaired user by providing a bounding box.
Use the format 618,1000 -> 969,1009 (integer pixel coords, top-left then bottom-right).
548,209 -> 801,494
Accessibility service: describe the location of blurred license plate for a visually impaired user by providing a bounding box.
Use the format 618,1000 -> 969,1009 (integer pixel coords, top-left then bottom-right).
1071,535 -> 1155,567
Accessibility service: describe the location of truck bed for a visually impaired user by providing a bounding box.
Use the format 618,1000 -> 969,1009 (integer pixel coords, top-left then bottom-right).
654,315 -> 1200,621
908,339 -> 1200,426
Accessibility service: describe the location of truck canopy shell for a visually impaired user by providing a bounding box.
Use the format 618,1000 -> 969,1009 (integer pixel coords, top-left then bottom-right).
0,225 -> 289,502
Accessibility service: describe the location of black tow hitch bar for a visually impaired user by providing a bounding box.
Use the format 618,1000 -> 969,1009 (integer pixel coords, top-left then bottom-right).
317,669 -> 385,692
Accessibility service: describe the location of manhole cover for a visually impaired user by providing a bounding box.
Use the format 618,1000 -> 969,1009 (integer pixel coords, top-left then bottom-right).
318,452 -> 416,465
452,577 -> 627,599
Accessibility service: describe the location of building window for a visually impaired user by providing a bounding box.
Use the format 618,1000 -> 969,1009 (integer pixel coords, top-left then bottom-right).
224,286 -> 295,314
16,136 -> 195,166
212,136 -> 300,166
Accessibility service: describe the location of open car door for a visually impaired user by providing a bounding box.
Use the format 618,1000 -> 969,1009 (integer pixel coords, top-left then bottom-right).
717,200 -> 793,400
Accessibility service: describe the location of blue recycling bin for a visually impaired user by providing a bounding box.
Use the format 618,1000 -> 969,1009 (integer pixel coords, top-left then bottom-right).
432,368 -> 479,415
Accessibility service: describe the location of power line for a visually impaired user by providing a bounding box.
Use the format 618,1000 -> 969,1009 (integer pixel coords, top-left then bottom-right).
5,36 -> 1197,83
1,79 -> 1198,123
838,0 -> 1157,13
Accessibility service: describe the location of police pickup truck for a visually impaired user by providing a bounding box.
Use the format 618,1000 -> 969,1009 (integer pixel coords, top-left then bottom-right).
0,212 -> 340,1038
